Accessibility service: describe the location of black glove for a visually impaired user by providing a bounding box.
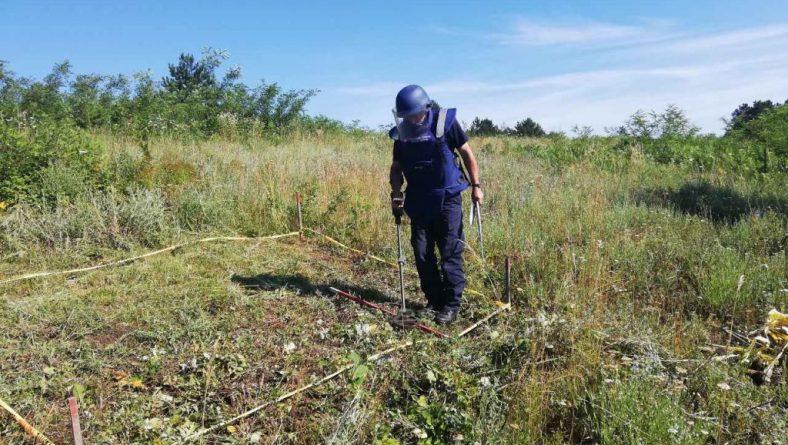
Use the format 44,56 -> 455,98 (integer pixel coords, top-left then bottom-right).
391,192 -> 404,220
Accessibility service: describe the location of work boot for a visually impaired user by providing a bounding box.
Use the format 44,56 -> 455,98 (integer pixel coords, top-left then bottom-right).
435,307 -> 459,325
417,304 -> 439,319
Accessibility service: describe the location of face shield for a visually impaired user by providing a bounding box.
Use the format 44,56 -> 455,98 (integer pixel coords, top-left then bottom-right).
392,107 -> 433,142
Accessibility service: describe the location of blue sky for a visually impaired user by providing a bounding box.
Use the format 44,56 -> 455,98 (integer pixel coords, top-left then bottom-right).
2,1 -> 787,133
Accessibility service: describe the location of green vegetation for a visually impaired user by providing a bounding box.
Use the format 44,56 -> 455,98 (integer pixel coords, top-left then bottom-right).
0,58 -> 786,443
468,117 -> 547,137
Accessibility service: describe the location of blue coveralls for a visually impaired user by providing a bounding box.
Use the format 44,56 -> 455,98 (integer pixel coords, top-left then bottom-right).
392,107 -> 468,310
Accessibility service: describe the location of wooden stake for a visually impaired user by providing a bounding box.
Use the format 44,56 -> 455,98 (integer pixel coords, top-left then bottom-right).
505,256 -> 512,306
296,193 -> 304,240
67,397 -> 84,445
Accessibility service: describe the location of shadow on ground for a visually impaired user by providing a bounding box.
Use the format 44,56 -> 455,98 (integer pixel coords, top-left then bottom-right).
231,273 -> 425,331
633,180 -> 787,223
230,272 -> 400,306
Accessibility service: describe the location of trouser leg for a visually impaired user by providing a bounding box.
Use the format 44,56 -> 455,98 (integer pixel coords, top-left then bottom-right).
436,193 -> 465,310
410,222 -> 443,308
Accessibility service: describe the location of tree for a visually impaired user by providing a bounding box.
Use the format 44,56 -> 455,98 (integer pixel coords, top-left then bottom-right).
613,105 -> 698,138
162,53 -> 217,94
467,117 -> 500,136
658,104 -> 699,138
571,125 -> 593,138
512,117 -> 545,137
728,103 -> 788,172
19,61 -> 72,121
725,99 -> 786,134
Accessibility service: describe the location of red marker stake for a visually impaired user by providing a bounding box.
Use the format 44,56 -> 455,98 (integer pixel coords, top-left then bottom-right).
67,397 -> 84,445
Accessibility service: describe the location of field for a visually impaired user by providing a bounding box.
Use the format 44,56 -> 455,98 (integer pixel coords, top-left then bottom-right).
1,131 -> 786,444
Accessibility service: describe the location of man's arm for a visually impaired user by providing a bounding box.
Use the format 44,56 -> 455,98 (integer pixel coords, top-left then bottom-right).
457,142 -> 483,203
390,160 -> 405,215
390,160 -> 404,193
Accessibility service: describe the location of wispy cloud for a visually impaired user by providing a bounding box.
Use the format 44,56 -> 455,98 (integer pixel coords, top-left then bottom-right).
337,64 -> 727,98
644,23 -> 788,53
494,19 -> 644,46
325,21 -> 788,134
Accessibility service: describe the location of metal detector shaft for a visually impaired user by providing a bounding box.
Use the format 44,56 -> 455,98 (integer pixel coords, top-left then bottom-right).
474,201 -> 485,258
395,215 -> 406,314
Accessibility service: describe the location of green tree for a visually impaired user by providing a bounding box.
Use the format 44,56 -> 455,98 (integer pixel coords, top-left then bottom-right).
725,99 -> 786,134
467,117 -> 500,136
512,117 -> 545,137
729,103 -> 788,172
162,53 -> 217,94
19,61 -> 72,121
614,105 -> 698,138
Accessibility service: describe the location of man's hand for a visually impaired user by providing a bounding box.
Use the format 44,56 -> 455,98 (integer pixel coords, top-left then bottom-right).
457,143 -> 483,204
471,186 -> 484,204
391,191 -> 405,218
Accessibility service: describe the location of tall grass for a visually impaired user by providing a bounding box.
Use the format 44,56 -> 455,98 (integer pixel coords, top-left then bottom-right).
1,132 -> 785,443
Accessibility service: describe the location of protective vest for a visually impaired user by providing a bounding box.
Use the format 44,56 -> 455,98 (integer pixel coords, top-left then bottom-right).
392,106 -> 469,223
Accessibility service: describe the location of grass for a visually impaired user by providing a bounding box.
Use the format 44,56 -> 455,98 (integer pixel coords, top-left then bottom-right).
1,132 -> 786,443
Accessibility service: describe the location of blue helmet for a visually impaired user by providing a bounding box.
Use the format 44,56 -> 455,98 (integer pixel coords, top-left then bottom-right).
395,85 -> 431,117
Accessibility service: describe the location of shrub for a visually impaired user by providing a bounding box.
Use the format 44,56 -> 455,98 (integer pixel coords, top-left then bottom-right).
728,104 -> 788,172
0,117 -> 104,203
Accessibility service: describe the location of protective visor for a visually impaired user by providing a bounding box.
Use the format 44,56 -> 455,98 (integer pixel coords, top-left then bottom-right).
392,108 -> 433,142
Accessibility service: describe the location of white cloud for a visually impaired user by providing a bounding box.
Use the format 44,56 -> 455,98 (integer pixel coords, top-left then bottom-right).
495,19 -> 643,46
321,22 -> 788,134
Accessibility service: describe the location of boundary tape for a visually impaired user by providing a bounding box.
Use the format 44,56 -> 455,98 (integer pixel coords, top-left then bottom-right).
0,232 -> 299,286
0,397 -> 56,445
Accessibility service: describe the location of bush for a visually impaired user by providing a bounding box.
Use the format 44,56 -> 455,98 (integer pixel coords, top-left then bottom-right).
728,104 -> 788,172
0,117 -> 104,203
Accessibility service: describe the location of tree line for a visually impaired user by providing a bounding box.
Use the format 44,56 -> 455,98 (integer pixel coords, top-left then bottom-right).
1,50 -> 786,204
467,100 -> 787,139
0,49 -> 322,148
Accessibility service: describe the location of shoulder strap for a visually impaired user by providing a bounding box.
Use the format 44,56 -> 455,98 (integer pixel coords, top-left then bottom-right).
434,107 -> 457,140
435,108 -> 448,139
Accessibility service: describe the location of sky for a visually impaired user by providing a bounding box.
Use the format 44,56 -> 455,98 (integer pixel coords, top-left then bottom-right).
1,0 -> 787,134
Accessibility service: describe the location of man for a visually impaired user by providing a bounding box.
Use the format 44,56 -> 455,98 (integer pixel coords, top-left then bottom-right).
388,85 -> 483,325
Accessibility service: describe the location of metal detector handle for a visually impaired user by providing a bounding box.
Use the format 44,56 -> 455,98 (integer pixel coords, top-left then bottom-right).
394,213 -> 407,316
